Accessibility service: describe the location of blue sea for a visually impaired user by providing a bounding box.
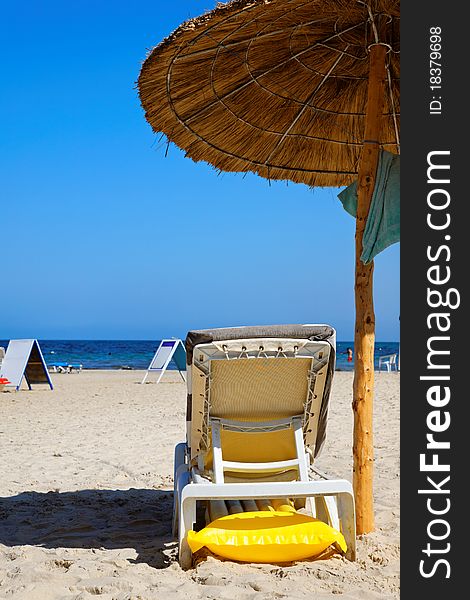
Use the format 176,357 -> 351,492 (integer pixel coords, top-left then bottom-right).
0,340 -> 399,371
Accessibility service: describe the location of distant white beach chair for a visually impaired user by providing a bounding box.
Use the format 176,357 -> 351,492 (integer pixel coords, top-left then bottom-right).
378,353 -> 398,372
49,362 -> 83,374
173,324 -> 356,569
49,362 -> 68,373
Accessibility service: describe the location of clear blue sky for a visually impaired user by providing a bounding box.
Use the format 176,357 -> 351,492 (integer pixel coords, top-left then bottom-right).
0,1 -> 399,342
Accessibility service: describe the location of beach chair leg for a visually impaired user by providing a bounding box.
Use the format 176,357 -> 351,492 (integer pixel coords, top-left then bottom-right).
179,537 -> 192,570
337,491 -> 356,561
179,497 -> 196,570
314,496 -> 340,531
174,467 -> 190,541
324,496 -> 340,531
314,496 -> 331,525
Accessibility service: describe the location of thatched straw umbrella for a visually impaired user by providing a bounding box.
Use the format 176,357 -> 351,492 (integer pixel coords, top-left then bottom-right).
137,0 -> 400,534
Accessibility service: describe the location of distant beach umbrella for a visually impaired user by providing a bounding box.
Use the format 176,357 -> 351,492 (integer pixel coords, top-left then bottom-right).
137,0 -> 400,534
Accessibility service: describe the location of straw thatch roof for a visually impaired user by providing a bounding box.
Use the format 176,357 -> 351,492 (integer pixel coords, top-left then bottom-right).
138,0 -> 399,187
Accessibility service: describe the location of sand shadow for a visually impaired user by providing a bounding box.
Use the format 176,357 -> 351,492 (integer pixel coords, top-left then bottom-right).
0,488 -> 176,569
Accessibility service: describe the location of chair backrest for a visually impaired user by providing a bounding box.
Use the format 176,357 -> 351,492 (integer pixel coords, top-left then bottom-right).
206,356 -> 315,474
185,325 -> 336,466
209,357 -> 310,421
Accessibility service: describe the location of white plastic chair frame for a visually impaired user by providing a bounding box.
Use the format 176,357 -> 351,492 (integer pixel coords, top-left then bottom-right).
378,353 -> 398,372
173,440 -> 356,568
210,416 -> 309,483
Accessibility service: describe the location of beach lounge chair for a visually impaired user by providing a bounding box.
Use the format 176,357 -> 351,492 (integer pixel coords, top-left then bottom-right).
173,325 -> 356,568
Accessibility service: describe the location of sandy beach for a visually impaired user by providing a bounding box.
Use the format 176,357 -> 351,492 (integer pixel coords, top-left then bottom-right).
0,370 -> 399,599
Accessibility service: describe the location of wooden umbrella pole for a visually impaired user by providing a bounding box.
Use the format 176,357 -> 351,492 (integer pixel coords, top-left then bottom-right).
353,43 -> 387,534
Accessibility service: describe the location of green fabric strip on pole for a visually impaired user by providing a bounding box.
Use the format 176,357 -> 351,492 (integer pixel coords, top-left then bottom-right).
338,150 -> 400,264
